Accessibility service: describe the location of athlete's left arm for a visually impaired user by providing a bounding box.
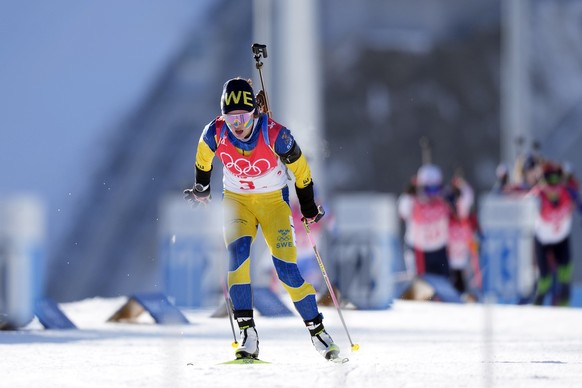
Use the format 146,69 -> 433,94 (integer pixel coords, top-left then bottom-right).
274,127 -> 324,221
274,127 -> 312,188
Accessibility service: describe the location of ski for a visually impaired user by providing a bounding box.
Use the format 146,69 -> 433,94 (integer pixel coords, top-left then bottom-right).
329,357 -> 349,364
328,355 -> 349,364
221,358 -> 270,365
215,355 -> 348,365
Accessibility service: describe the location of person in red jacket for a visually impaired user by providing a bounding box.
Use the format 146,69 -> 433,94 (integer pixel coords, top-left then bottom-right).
529,161 -> 579,306
398,164 -> 451,278
445,176 -> 480,298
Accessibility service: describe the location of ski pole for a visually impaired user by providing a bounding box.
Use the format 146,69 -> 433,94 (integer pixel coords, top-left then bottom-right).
302,216 -> 359,352
221,279 -> 238,347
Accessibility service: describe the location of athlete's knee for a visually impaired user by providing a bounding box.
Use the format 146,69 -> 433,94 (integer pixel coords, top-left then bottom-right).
228,236 -> 252,270
273,256 -> 304,287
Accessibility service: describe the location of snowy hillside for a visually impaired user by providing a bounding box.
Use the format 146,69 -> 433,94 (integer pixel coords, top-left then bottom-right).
2,298 -> 582,388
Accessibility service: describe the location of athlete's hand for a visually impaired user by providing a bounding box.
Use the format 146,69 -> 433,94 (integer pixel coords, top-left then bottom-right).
302,205 -> 325,224
183,183 -> 211,207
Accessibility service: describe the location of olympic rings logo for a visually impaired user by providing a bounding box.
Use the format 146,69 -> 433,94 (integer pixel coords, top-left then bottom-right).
219,152 -> 272,177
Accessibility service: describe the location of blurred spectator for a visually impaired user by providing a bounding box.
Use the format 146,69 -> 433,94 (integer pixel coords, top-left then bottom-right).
444,175 -> 480,300
563,161 -> 582,213
491,163 -> 510,194
491,153 -> 544,195
511,153 -> 544,193
528,161 -> 581,306
398,164 -> 451,280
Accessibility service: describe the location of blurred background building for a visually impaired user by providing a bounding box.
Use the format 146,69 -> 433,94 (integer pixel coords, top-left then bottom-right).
1,0 -> 581,302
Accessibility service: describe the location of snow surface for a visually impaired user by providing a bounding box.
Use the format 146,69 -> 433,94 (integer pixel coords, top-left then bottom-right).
2,297 -> 582,388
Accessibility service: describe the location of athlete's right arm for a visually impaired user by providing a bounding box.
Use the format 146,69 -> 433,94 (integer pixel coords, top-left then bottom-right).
184,123 -> 218,207
194,121 -> 218,186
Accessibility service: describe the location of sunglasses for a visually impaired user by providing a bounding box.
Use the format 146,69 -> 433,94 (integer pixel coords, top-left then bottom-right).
223,110 -> 254,130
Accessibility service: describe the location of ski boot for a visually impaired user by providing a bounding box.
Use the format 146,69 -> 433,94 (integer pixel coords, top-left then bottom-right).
305,314 -> 340,360
234,310 -> 259,359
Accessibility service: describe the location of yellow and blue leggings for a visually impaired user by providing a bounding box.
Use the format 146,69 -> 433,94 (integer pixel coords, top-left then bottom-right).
223,187 -> 319,321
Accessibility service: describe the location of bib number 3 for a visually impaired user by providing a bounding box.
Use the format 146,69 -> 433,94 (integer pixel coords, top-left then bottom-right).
239,180 -> 256,190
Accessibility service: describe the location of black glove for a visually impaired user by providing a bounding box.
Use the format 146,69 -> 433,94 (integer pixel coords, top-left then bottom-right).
183,183 -> 211,207
302,205 -> 325,224
296,181 -> 324,223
